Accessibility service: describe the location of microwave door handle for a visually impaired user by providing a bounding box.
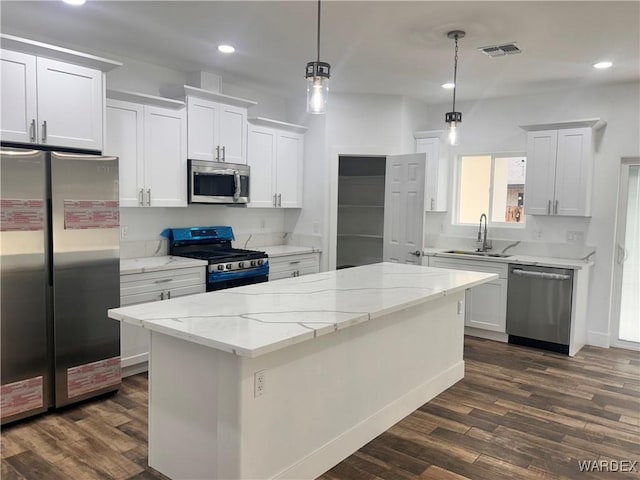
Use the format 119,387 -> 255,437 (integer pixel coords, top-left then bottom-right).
233,170 -> 241,200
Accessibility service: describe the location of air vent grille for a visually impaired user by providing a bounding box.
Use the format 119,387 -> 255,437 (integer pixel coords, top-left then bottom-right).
479,43 -> 522,57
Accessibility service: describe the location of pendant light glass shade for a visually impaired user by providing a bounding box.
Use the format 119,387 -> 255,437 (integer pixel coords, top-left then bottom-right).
445,30 -> 465,145
305,1 -> 331,114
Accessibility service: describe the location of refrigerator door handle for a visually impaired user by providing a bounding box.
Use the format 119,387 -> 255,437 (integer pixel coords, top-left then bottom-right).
41,120 -> 47,143
146,188 -> 151,206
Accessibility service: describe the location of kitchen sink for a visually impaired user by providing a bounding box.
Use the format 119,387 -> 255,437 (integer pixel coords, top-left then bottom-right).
443,250 -> 512,258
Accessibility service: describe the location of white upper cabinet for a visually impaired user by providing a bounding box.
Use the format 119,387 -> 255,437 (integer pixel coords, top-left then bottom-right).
414,130 -> 448,212
105,90 -> 187,207
162,85 -> 256,164
521,119 -> 606,217
0,35 -> 121,151
247,117 -> 306,208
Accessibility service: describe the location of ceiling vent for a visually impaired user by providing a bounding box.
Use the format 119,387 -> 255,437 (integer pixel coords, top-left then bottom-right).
478,43 -> 522,57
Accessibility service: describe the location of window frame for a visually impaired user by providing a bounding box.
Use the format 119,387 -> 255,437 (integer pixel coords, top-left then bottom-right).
453,151 -> 527,228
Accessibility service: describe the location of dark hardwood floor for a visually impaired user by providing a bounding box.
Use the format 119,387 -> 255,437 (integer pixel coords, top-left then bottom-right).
2,337 -> 639,480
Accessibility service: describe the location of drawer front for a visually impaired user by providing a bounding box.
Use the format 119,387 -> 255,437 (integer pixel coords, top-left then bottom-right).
269,265 -> 319,281
428,257 -> 507,278
268,254 -> 319,274
120,283 -> 206,307
120,266 -> 206,296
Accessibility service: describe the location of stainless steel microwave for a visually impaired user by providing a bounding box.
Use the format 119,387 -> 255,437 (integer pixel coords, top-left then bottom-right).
188,159 -> 250,204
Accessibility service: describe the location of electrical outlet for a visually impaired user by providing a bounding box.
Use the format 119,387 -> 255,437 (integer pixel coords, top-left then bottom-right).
254,370 -> 266,397
533,230 -> 543,240
121,225 -> 129,239
457,300 -> 463,314
566,231 -> 584,243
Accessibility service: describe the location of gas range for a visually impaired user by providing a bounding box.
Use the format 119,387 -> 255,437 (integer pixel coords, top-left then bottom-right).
167,226 -> 269,291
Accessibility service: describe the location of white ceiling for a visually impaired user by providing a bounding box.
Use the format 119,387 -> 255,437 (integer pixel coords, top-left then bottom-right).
1,1 -> 638,104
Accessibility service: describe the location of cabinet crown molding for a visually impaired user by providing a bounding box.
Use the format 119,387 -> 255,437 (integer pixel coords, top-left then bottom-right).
107,89 -> 185,109
1,34 -> 122,72
248,117 -> 307,134
160,85 -> 257,108
414,130 -> 446,139
519,118 -> 606,131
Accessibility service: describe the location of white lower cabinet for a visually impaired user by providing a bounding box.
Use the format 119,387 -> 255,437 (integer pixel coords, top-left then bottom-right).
269,253 -> 320,280
429,257 -> 508,333
120,266 -> 205,375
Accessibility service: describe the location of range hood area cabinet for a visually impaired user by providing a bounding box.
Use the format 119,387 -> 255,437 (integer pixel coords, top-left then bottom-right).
414,130 -> 449,212
247,117 -> 306,208
1,34 -> 122,150
105,90 -> 187,207
161,85 -> 257,165
520,118 -> 606,217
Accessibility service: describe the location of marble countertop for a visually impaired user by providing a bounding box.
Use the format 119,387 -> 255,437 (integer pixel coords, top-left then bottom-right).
422,248 -> 593,269
108,262 -> 496,358
257,245 -> 321,257
121,256 -> 208,275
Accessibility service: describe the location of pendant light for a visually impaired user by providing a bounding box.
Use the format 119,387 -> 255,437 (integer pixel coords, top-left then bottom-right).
305,0 -> 331,114
445,30 -> 465,145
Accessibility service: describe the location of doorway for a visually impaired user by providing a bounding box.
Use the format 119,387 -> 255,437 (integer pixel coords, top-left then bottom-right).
336,155 -> 386,269
610,158 -> 640,349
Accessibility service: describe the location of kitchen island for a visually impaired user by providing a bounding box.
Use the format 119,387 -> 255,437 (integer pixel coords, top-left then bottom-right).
108,263 -> 496,480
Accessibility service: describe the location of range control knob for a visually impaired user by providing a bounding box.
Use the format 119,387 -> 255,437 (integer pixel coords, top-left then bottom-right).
217,265 -> 225,271
250,260 -> 257,267
239,262 -> 245,268
257,259 -> 264,266
226,263 -> 232,270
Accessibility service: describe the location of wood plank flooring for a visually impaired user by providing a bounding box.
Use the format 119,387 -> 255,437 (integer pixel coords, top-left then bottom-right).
2,337 -> 639,480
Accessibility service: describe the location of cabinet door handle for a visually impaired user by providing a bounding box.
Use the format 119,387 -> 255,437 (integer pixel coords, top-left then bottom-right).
430,198 -> 435,210
154,278 -> 172,284
167,290 -> 171,299
216,145 -> 220,161
555,200 -> 559,215
277,193 -> 282,207
29,119 -> 36,142
222,146 -> 226,162
273,194 -> 277,206
547,200 -> 552,215
41,120 -> 47,142
138,189 -> 144,206
289,260 -> 301,265
146,188 -> 151,206
160,291 -> 165,300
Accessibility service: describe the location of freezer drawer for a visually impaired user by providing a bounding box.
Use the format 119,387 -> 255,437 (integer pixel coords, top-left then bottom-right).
506,264 -> 573,353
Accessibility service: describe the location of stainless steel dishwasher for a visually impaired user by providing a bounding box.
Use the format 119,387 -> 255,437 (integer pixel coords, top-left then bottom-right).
506,264 -> 574,354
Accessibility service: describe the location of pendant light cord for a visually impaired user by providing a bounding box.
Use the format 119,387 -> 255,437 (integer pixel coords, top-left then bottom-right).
316,0 -> 321,62
452,34 -> 459,112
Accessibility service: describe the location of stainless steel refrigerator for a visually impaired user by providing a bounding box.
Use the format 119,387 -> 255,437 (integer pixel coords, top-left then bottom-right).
1,146 -> 121,424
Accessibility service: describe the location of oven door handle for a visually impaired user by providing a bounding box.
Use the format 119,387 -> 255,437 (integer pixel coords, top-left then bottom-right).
233,169 -> 241,201
512,269 -> 571,281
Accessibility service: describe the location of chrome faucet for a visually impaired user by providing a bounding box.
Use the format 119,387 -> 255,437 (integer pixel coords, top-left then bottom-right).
477,213 -> 492,252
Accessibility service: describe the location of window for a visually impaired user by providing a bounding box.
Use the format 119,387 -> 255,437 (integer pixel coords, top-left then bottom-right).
456,154 -> 526,225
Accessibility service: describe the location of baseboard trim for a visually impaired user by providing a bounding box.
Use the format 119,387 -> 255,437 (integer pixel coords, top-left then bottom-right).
275,361 -> 465,480
587,331 -> 610,348
464,327 -> 508,343
122,360 -> 148,378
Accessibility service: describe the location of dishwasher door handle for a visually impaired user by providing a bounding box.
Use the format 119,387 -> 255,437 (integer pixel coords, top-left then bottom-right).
512,269 -> 571,281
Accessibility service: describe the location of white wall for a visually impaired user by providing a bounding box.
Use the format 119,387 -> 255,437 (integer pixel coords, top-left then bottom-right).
422,82 -> 640,346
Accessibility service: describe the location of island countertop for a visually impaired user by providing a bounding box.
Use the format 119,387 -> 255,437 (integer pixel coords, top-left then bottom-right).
108,262 -> 496,358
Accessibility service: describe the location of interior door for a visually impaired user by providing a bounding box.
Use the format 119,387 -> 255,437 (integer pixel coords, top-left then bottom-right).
611,159 -> 640,348
383,153 -> 425,264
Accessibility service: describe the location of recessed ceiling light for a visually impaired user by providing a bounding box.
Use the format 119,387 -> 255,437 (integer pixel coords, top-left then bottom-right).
442,83 -> 455,89
593,61 -> 612,69
218,45 -> 235,54
62,0 -> 86,5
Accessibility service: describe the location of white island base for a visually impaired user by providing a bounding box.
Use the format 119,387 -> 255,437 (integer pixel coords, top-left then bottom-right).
149,291 -> 465,480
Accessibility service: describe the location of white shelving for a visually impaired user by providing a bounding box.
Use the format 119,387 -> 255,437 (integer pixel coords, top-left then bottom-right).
337,157 -> 386,268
